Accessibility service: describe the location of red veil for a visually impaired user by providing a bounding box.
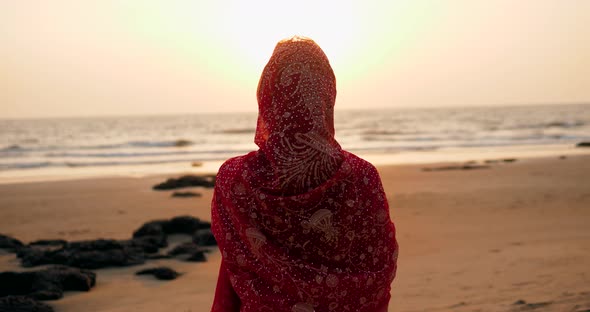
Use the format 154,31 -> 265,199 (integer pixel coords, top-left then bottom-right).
211,37 -> 398,312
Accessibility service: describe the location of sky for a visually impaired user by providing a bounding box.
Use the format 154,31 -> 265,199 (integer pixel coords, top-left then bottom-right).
1,0 -> 589,119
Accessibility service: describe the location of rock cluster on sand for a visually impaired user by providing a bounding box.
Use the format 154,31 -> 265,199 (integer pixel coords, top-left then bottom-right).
7,216 -> 214,269
0,215 -> 217,311
0,266 -> 96,300
166,242 -> 207,262
16,237 -> 164,269
0,296 -> 55,312
133,215 -> 211,237
152,175 -> 216,190
133,215 -> 215,262
0,234 -> 24,252
136,267 -> 181,280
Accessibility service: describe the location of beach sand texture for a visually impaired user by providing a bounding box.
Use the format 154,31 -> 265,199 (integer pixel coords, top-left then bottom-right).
1,155 -> 589,311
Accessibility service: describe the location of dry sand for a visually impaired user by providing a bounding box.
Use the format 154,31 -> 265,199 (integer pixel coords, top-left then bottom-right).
1,155 -> 589,312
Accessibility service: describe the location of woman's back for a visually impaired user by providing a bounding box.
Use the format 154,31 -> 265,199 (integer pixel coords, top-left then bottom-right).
211,37 -> 398,312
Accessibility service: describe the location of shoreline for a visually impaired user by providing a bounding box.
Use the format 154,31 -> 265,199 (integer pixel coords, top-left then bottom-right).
1,143 -> 589,185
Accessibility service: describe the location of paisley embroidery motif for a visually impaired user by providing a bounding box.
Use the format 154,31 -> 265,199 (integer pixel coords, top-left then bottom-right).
308,209 -> 338,242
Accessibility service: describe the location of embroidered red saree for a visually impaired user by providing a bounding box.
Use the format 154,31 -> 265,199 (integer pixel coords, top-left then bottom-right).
211,37 -> 398,312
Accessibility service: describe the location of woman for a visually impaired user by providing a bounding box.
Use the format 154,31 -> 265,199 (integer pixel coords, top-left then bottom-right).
211,36 -> 398,312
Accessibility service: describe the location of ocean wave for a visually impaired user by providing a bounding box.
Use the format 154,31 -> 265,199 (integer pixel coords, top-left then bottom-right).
126,139 -> 195,148
0,144 -> 23,152
0,161 -> 53,170
347,146 -> 439,153
362,135 -> 445,142
350,140 -> 580,153
82,139 -> 198,149
497,120 -> 586,131
544,121 -> 585,128
44,148 -> 252,158
0,156 -> 226,171
0,139 -> 198,154
0,145 -> 30,158
45,151 -> 196,158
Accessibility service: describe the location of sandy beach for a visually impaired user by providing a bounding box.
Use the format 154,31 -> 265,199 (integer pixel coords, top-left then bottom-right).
1,154 -> 589,312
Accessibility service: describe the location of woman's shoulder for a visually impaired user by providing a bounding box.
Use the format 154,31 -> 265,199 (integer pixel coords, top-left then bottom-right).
217,151 -> 258,178
340,151 -> 386,193
342,150 -> 380,175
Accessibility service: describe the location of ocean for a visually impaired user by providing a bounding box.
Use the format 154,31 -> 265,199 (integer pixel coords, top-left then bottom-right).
1,104 -> 589,180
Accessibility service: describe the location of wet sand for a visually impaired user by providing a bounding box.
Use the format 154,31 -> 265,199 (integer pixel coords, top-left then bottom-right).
1,155 -> 589,311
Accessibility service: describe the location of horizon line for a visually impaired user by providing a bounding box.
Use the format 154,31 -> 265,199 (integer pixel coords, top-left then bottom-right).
2,101 -> 589,121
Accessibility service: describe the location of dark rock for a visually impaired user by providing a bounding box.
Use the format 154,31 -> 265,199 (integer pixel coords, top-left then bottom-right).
171,191 -> 202,198
136,267 -> 180,280
14,216 -> 213,269
153,174 -> 216,190
67,239 -> 123,251
0,272 -> 34,297
166,242 -> 208,262
0,296 -> 54,312
17,239 -> 147,269
512,299 -> 553,309
163,216 -> 210,234
503,158 -> 517,163
526,302 -> 552,308
146,253 -> 172,260
130,235 -> 168,253
186,251 -> 207,262
422,165 -> 490,172
68,248 -> 143,269
27,240 -> 67,252
193,229 -> 217,246
0,266 -> 95,301
167,242 -> 201,256
132,220 -> 167,238
559,155 -> 567,160
194,219 -> 212,230
28,240 -> 67,247
133,216 -> 211,238
448,302 -> 466,308
576,142 -> 590,147
0,234 -> 24,252
461,165 -> 491,170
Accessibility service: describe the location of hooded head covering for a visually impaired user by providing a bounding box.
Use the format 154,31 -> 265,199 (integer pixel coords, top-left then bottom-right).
254,36 -> 343,195
211,37 -> 398,312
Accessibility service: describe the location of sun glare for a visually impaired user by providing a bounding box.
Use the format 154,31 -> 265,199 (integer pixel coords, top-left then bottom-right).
215,0 -> 362,78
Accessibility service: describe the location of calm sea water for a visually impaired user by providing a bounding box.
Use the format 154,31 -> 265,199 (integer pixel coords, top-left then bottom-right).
1,104 -> 589,174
